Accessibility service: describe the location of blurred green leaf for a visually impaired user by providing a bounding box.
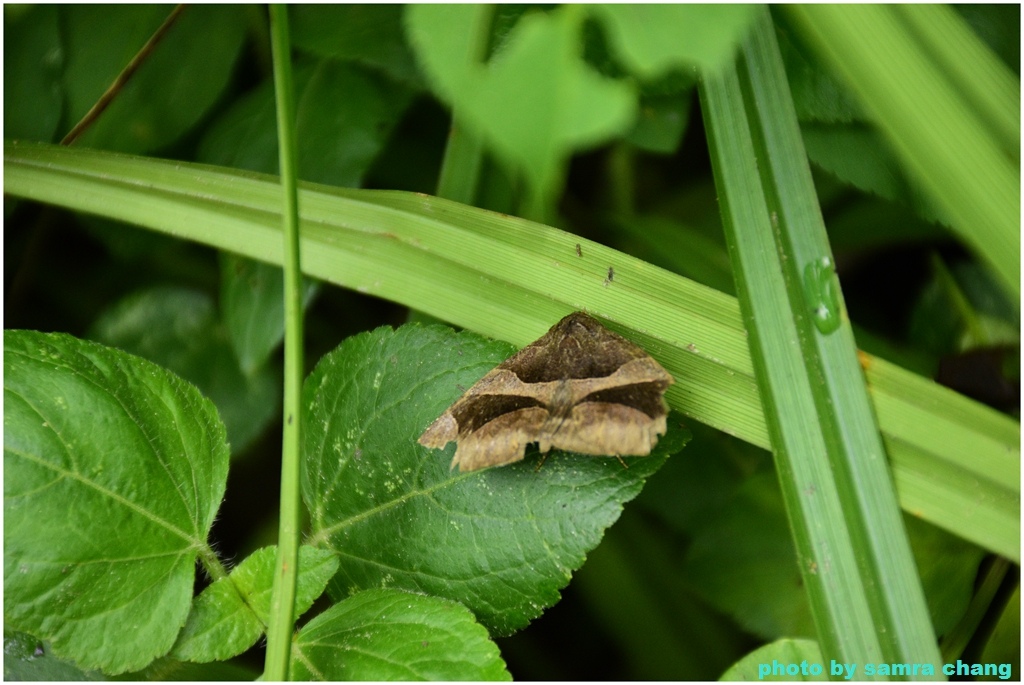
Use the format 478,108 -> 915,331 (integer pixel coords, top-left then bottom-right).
786,5 -> 1020,300
407,5 -> 635,214
290,5 -> 422,86
220,254 -> 318,376
978,586 -> 1020,678
684,468 -> 814,640
4,331 -> 229,674
573,508 -> 746,680
302,322 -> 686,636
802,123 -> 949,226
88,286 -> 277,455
904,516 -> 984,639
721,638 -> 827,681
290,589 -> 510,680
589,5 -> 758,77
4,5 -> 63,142
61,5 -> 245,153
626,92 -> 691,154
200,59 -> 414,187
3,630 -> 102,681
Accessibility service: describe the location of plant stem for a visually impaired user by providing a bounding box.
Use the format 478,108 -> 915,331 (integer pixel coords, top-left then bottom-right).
264,5 -> 304,680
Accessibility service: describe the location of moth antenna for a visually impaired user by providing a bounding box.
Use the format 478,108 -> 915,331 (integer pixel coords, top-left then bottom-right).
533,453 -> 550,472
614,455 -> 628,470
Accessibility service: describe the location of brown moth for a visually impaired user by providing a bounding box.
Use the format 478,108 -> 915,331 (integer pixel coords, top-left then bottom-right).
418,312 -> 675,473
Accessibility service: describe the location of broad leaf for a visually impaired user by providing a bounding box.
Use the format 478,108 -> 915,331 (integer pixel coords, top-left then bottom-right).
302,323 -> 686,635
173,545 -> 338,663
290,588 -> 510,681
4,331 -> 229,674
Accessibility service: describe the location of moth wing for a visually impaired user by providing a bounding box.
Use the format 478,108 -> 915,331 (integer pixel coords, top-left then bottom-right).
450,407 -> 550,473
418,411 -> 459,449
549,402 -> 668,457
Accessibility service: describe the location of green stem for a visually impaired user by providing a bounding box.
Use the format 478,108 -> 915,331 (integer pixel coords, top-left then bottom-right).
264,5 -> 304,680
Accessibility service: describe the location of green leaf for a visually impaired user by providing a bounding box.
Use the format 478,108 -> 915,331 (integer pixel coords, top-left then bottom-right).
61,5 -> 245,153
3,630 -> 102,681
801,123 -> 949,226
3,5 -> 63,143
626,92 -> 691,154
776,23 -> 864,124
88,286 -> 278,456
571,508 -> 745,680
302,322 -> 686,635
172,545 -> 339,663
200,59 -> 414,188
407,5 -> 636,211
785,5 -> 1020,300
220,254 -> 318,376
684,469 -> 814,640
590,5 -> 758,78
290,5 -> 422,86
903,516 -> 985,639
3,330 -> 229,674
721,638 -> 827,681
290,588 -> 510,681
978,587 -> 1019,677
115,656 -> 259,681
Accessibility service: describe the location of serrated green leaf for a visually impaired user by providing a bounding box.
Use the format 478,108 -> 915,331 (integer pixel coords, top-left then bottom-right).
302,322 -> 686,636
721,638 -> 827,681
590,5 -> 758,78
801,123 -> 949,226
3,330 -> 229,674
220,254 -> 318,376
88,286 -> 278,455
290,588 -> 510,681
172,545 -> 338,663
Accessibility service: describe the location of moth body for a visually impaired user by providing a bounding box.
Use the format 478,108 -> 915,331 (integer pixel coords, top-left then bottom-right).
418,312 -> 674,473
